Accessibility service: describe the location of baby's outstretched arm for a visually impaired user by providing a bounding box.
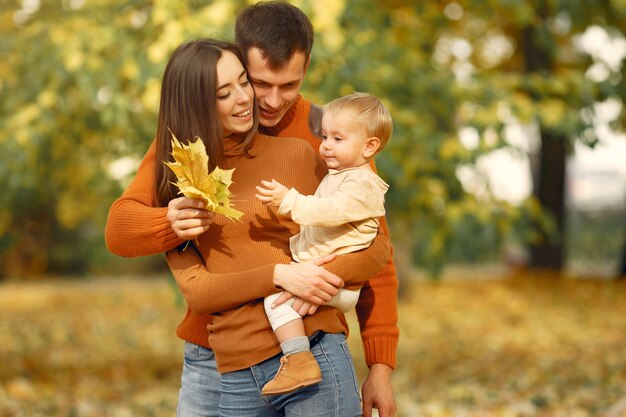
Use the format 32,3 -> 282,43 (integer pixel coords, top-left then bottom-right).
255,179 -> 290,207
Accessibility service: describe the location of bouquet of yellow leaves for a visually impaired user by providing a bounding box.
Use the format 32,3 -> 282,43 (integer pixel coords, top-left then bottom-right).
164,133 -> 244,221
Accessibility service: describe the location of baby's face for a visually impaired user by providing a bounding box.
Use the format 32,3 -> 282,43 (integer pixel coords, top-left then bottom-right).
319,111 -> 370,171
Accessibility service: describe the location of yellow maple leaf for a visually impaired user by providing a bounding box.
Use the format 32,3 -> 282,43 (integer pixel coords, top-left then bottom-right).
164,133 -> 244,221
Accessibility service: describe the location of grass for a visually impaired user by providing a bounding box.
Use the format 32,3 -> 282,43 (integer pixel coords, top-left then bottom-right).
1,270 -> 626,416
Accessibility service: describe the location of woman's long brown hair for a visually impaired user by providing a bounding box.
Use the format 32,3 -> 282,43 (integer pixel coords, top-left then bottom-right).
154,39 -> 259,207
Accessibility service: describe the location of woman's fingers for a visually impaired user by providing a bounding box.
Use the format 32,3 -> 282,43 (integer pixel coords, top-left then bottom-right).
167,197 -> 215,239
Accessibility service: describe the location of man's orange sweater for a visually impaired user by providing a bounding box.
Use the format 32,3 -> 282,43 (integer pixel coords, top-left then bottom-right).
105,96 -> 399,368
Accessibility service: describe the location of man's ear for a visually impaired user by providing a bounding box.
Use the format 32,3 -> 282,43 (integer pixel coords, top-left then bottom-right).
363,137 -> 381,159
303,54 -> 311,75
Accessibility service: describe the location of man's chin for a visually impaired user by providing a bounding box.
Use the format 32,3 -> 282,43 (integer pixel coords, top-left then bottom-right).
259,108 -> 287,128
259,116 -> 280,128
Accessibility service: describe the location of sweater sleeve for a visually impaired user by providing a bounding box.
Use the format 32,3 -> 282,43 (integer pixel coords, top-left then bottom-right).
105,141 -> 184,257
166,245 -> 280,315
167,231 -> 388,315
279,175 -> 386,227
355,200 -> 399,368
322,231 -> 390,285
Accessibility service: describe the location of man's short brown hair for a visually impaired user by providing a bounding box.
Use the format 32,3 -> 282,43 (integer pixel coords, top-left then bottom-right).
235,1 -> 314,71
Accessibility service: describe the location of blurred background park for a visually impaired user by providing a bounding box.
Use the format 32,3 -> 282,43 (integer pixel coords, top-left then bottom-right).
1,0 -> 626,416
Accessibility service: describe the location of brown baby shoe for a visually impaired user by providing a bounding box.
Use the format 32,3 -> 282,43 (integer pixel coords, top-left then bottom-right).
261,351 -> 322,395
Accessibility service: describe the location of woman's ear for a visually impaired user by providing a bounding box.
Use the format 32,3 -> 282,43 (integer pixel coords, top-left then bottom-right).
363,137 -> 381,159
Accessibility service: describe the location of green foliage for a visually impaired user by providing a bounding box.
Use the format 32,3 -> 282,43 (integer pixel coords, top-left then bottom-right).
303,0 -> 626,277
0,0 -> 624,277
0,0 -> 239,276
566,208 -> 625,263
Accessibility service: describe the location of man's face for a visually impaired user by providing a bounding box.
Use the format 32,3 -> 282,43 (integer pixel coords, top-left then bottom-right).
245,47 -> 309,128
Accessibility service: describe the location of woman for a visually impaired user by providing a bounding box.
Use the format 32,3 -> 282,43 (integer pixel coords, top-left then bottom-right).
116,39 -> 390,416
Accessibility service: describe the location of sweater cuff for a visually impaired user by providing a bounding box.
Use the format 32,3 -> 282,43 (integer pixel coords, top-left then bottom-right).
151,210 -> 184,251
260,264 -> 283,295
278,188 -> 299,216
362,338 -> 398,369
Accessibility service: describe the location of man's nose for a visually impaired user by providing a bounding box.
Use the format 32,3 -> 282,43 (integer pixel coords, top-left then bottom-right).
264,87 -> 281,108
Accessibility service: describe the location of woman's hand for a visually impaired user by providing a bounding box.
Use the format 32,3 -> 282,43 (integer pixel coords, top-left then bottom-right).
273,254 -> 344,305
167,197 -> 215,240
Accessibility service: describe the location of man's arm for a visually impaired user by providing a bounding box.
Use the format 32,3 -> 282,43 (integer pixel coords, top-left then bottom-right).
356,212 -> 399,417
105,141 -> 212,257
105,141 -> 181,256
356,213 -> 399,365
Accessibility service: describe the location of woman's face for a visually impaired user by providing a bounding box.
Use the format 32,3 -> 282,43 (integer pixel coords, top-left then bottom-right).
216,51 -> 254,137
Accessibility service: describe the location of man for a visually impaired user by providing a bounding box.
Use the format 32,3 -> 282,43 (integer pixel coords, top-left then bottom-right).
105,2 -> 399,416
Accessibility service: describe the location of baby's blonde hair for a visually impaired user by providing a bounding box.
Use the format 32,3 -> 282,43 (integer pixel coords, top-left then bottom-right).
324,92 -> 393,151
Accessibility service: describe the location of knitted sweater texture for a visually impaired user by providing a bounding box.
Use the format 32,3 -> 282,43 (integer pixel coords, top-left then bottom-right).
105,96 -> 399,368
167,133 -> 389,371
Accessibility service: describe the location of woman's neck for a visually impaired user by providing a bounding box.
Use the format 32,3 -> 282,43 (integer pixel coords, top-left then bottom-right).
223,131 -> 247,142
223,131 -> 253,157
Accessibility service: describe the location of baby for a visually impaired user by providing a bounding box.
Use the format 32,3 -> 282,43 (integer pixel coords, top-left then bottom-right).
255,92 -> 393,395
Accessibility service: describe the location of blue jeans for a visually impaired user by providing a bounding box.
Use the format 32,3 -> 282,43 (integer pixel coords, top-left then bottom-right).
219,333 -> 362,417
176,333 -> 361,417
177,342 -> 221,417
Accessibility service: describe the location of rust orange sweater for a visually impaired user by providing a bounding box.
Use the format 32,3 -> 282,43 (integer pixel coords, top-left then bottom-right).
167,133 -> 389,371
105,96 -> 399,368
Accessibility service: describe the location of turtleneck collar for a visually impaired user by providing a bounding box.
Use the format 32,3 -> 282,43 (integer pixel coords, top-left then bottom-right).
223,130 -> 263,158
260,95 -> 303,136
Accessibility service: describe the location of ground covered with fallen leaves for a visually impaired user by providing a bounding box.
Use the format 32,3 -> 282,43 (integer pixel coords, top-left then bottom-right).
1,271 -> 625,417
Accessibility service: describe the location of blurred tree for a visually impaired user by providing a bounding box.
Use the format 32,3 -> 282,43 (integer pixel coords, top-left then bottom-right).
0,0 -> 241,277
472,0 -> 626,270
1,0 -> 624,279
301,0 -> 626,277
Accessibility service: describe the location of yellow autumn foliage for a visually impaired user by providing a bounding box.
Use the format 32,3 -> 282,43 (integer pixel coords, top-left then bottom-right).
164,133 -> 243,221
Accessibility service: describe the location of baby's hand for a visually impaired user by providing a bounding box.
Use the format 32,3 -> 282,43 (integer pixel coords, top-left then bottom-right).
255,179 -> 289,207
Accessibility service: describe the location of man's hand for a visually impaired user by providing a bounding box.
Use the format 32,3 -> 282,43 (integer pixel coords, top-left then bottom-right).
362,363 -> 396,417
273,254 -> 344,305
167,197 -> 214,240
255,179 -> 290,207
